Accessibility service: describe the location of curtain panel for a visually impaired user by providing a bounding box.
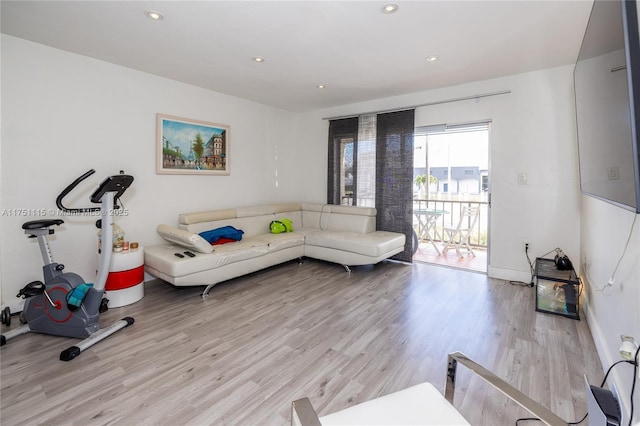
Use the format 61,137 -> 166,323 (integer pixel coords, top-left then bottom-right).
327,109 -> 415,262
376,110 -> 415,262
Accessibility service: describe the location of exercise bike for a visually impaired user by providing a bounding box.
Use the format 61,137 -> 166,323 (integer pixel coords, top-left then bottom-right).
0,169 -> 135,361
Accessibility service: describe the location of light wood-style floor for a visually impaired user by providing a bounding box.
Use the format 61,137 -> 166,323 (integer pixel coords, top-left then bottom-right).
1,259 -> 602,425
413,242 -> 488,273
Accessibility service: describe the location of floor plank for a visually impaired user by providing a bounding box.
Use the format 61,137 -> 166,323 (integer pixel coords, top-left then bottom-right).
1,259 -> 602,425
413,242 -> 488,273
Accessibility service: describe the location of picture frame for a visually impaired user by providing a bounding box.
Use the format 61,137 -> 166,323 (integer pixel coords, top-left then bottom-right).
157,113 -> 230,175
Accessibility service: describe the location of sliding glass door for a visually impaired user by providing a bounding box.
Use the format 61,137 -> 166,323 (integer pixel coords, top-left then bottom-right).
413,122 -> 490,273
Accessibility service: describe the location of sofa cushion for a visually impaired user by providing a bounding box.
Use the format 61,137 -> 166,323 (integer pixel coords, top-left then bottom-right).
272,202 -> 302,213
328,204 -> 376,216
319,382 -> 470,425
211,237 -> 268,254
305,230 -> 405,258
323,205 -> 376,233
179,208 -> 236,226
183,216 -> 267,236
256,232 -> 305,252
236,205 -> 276,218
145,238 -> 269,277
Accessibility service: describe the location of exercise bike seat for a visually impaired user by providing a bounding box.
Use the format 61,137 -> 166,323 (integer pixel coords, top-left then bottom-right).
22,219 -> 64,230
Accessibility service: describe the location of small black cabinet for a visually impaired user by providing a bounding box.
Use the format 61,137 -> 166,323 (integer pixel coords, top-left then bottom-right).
535,258 -> 580,320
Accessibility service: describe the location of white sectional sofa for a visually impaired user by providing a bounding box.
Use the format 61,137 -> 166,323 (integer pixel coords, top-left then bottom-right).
144,202 -> 406,296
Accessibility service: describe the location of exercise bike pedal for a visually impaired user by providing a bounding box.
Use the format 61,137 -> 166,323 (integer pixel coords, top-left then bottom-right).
99,298 -> 109,313
17,281 -> 45,299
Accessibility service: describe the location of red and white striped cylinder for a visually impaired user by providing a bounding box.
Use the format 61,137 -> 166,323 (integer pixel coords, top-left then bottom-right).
104,246 -> 144,308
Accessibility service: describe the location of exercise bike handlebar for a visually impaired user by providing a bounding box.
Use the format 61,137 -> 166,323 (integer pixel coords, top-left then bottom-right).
56,169 -> 101,213
56,169 -> 134,214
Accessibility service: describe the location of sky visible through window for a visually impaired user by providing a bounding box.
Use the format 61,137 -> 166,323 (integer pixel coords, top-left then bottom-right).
414,130 -> 488,170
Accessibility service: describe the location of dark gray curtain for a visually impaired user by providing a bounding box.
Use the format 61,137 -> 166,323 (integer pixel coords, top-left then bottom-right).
327,117 -> 358,205
375,110 -> 415,262
328,111 -> 414,262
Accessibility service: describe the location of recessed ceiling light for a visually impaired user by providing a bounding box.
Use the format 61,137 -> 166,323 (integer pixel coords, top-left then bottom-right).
317,84 -> 326,89
426,55 -> 439,62
144,10 -> 164,21
382,4 -> 398,14
253,57 -> 265,63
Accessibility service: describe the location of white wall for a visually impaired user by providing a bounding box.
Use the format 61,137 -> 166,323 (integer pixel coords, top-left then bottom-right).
0,35 -> 303,304
294,65 -> 582,283
581,196 -> 640,418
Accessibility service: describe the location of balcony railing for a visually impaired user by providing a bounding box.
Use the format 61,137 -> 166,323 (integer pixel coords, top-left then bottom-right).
339,195 -> 488,249
413,198 -> 488,248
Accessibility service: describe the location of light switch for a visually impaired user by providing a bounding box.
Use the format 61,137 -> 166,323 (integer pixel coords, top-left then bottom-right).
607,167 -> 620,180
517,173 -> 527,185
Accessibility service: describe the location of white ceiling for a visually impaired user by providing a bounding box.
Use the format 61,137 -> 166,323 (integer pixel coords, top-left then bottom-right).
0,1 -> 594,112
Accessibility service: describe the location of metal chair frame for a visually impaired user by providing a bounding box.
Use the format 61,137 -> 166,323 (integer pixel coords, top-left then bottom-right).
291,351 -> 566,426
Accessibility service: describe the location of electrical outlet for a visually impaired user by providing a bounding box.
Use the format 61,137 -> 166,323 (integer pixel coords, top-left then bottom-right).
619,335 -> 640,379
523,241 -> 530,252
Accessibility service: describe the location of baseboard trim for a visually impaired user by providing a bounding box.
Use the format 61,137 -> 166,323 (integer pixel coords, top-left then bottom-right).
488,266 -> 531,283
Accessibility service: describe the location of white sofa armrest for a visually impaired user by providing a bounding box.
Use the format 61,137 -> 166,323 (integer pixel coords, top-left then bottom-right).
156,224 -> 213,254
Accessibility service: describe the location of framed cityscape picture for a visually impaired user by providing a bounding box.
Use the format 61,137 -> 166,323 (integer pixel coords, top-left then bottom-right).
157,114 -> 230,175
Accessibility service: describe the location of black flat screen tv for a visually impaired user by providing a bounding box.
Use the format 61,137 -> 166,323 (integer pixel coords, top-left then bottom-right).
574,0 -> 640,213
